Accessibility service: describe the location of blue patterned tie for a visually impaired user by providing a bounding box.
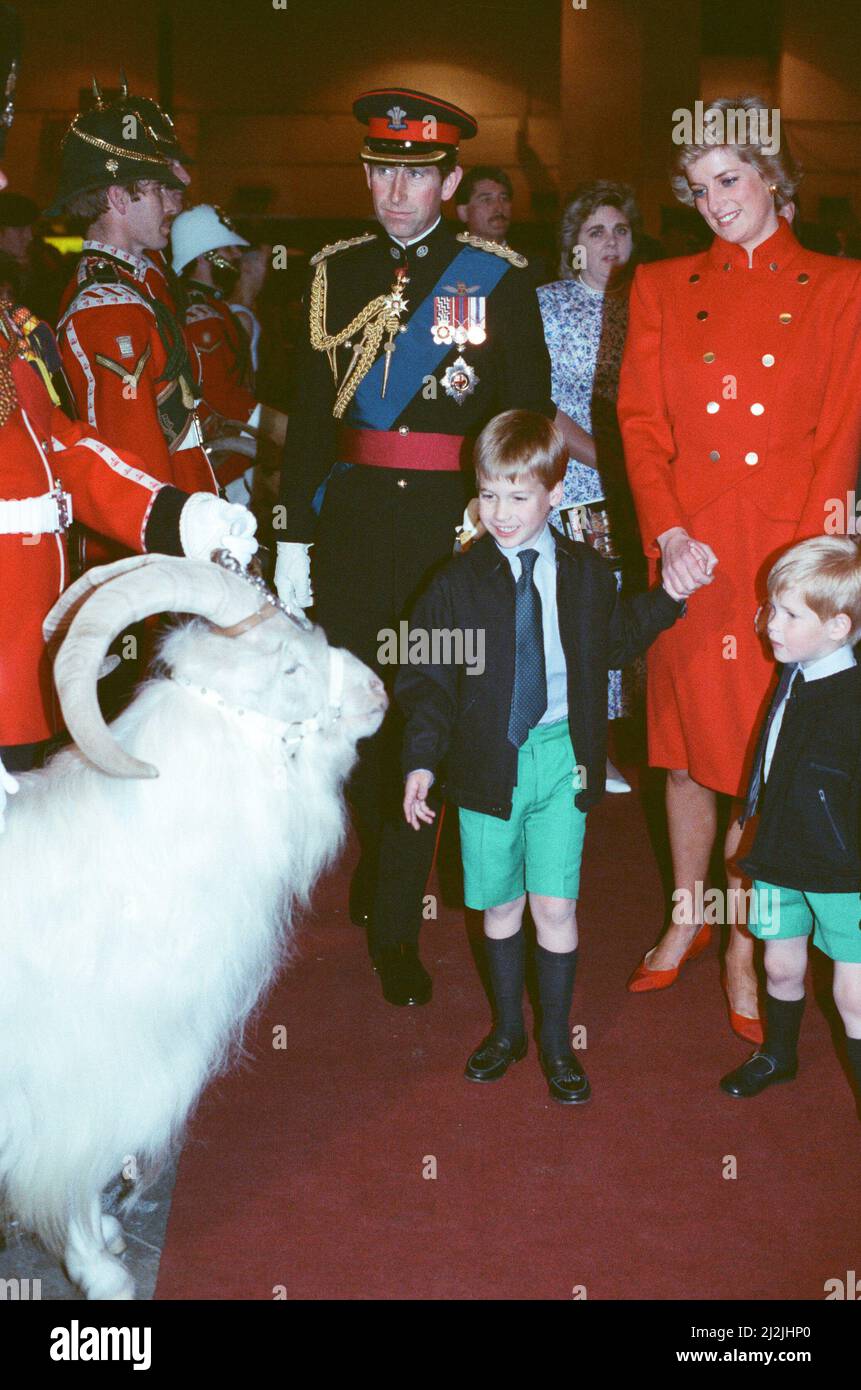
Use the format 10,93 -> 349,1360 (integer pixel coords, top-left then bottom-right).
508,549 -> 547,748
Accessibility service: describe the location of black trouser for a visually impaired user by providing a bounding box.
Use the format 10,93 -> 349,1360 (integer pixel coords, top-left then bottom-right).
313,462 -> 468,952
0,741 -> 45,773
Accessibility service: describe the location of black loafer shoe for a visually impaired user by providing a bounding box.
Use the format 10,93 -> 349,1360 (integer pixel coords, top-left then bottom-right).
719,1050 -> 797,1098
464,1032 -> 527,1082
373,943 -> 432,1006
539,1050 -> 592,1105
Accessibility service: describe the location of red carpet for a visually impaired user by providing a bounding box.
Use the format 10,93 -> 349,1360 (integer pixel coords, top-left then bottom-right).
156,780 -> 861,1301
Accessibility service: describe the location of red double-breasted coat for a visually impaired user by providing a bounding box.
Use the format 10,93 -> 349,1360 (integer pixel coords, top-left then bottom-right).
618,220 -> 861,797
1,330 -> 186,746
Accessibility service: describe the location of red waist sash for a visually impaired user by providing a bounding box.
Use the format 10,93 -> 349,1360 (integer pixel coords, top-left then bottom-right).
337,426 -> 467,472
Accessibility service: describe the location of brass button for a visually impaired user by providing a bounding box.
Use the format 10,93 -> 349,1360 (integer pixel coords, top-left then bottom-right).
416,245 -> 428,258
689,273 -> 700,283
396,477 -> 408,488
703,351 -> 716,363
750,402 -> 765,415
697,310 -> 708,320
709,450 -> 720,462
762,353 -> 775,366
745,452 -> 759,465
779,312 -> 792,323
769,262 -> 779,271
398,425 -> 410,435
706,401 -> 719,414
390,246 -> 401,259
797,272 -> 809,283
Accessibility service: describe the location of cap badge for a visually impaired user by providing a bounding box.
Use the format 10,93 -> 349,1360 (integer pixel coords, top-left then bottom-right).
386,105 -> 408,130
441,355 -> 479,403
105,158 -> 119,174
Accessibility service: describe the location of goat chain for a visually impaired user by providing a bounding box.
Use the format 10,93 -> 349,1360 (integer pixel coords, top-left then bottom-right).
212,549 -> 313,630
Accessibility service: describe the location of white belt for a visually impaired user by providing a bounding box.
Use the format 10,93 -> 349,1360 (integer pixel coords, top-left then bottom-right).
0,484 -> 73,536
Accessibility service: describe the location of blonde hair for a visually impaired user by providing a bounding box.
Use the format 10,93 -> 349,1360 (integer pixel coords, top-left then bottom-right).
768,535 -> 861,642
669,95 -> 801,211
474,410 -> 567,489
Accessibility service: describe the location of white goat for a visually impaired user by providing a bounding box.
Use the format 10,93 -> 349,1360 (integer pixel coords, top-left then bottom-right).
0,554 -> 386,1300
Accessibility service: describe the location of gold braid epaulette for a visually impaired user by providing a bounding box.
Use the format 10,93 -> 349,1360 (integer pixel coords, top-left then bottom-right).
455,232 -> 529,268
309,232 -> 377,266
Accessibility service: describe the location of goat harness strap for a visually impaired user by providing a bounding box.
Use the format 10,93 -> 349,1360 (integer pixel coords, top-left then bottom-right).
169,645 -> 345,756
211,605 -> 280,638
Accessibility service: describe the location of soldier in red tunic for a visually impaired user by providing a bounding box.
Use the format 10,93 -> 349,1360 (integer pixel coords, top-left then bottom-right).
171,203 -> 287,500
619,98 -> 861,1038
0,15 -> 256,790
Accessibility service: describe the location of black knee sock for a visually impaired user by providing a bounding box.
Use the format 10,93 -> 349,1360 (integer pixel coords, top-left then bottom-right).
536,944 -> 578,1059
764,992 -> 805,1068
485,931 -> 525,1041
845,1036 -> 861,1095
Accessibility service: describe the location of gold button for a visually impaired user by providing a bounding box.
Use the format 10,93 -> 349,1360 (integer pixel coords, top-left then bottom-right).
709,450 -> 720,461
396,477 -> 408,488
697,310 -> 708,320
745,452 -> 759,465
398,425 -> 409,435
706,401 -> 719,414
769,262 -> 779,271
703,351 -> 716,363
797,272 -> 809,283
689,273 -> 700,283
762,354 -> 775,366
779,312 -> 792,323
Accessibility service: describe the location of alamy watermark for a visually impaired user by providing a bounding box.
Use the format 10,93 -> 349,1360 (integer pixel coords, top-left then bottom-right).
671,101 -> 781,157
672,883 -> 781,930
377,622 -> 485,675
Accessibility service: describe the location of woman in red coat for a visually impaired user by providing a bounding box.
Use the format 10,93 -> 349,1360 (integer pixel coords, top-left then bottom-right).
618,97 -> 861,1039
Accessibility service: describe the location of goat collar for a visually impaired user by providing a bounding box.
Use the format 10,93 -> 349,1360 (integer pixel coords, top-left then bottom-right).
170,647 -> 345,757
210,604 -> 280,639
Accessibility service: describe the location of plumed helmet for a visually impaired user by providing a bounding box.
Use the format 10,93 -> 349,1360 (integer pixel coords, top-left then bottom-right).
0,3 -> 21,159
46,96 -> 185,216
170,203 -> 249,274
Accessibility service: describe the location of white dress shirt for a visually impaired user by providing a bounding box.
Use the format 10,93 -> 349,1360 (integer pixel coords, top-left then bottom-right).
495,522 -> 568,726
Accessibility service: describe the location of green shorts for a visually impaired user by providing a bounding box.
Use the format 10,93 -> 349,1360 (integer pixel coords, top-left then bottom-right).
749,880 -> 861,964
458,719 -> 587,910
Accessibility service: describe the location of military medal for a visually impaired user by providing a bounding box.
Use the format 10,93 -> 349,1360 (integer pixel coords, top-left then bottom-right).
432,282 -> 486,347
441,355 -> 478,404
380,268 -> 409,399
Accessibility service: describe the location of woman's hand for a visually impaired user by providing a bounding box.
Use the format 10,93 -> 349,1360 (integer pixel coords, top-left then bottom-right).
658,527 -> 717,597
403,770 -> 436,830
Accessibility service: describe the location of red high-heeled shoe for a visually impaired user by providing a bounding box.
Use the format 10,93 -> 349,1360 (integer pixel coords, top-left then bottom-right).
721,968 -> 764,1045
627,923 -> 712,992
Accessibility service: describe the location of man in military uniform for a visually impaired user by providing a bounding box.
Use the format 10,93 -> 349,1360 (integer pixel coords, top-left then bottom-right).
275,88 -> 554,1006
51,95 -> 218,543
170,203 -> 287,501
0,7 -> 256,795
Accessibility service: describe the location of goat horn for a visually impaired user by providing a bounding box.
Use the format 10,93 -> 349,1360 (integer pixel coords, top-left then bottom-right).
53,558 -> 275,780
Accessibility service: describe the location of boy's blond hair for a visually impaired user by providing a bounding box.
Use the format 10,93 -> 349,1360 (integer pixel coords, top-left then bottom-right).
768,535 -> 861,642
474,409 -> 567,490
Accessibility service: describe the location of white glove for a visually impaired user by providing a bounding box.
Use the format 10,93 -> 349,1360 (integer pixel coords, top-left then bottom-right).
275,541 -> 313,610
0,754 -> 19,834
179,493 -> 259,567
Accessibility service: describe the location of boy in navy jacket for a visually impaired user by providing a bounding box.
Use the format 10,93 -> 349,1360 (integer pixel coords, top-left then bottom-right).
720,535 -> 861,1105
396,411 -> 688,1103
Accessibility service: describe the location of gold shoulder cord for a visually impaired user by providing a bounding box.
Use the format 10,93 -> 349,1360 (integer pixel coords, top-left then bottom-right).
308,247 -> 407,419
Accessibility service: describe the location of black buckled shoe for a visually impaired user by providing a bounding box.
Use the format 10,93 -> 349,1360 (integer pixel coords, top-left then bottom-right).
719,1050 -> 797,1098
373,943 -> 432,1006
464,1032 -> 527,1082
539,1050 -> 592,1105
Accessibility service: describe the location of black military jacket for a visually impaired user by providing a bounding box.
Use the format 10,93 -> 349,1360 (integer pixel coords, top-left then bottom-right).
279,218 -> 554,541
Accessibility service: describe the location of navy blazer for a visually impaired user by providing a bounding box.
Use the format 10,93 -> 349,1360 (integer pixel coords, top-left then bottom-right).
739,663 -> 861,893
395,527 -> 683,819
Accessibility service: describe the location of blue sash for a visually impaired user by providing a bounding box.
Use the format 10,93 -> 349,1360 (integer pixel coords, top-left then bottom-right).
345,245 -> 510,429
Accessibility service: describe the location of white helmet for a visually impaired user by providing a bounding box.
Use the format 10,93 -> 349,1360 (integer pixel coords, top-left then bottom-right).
170,203 -> 249,274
